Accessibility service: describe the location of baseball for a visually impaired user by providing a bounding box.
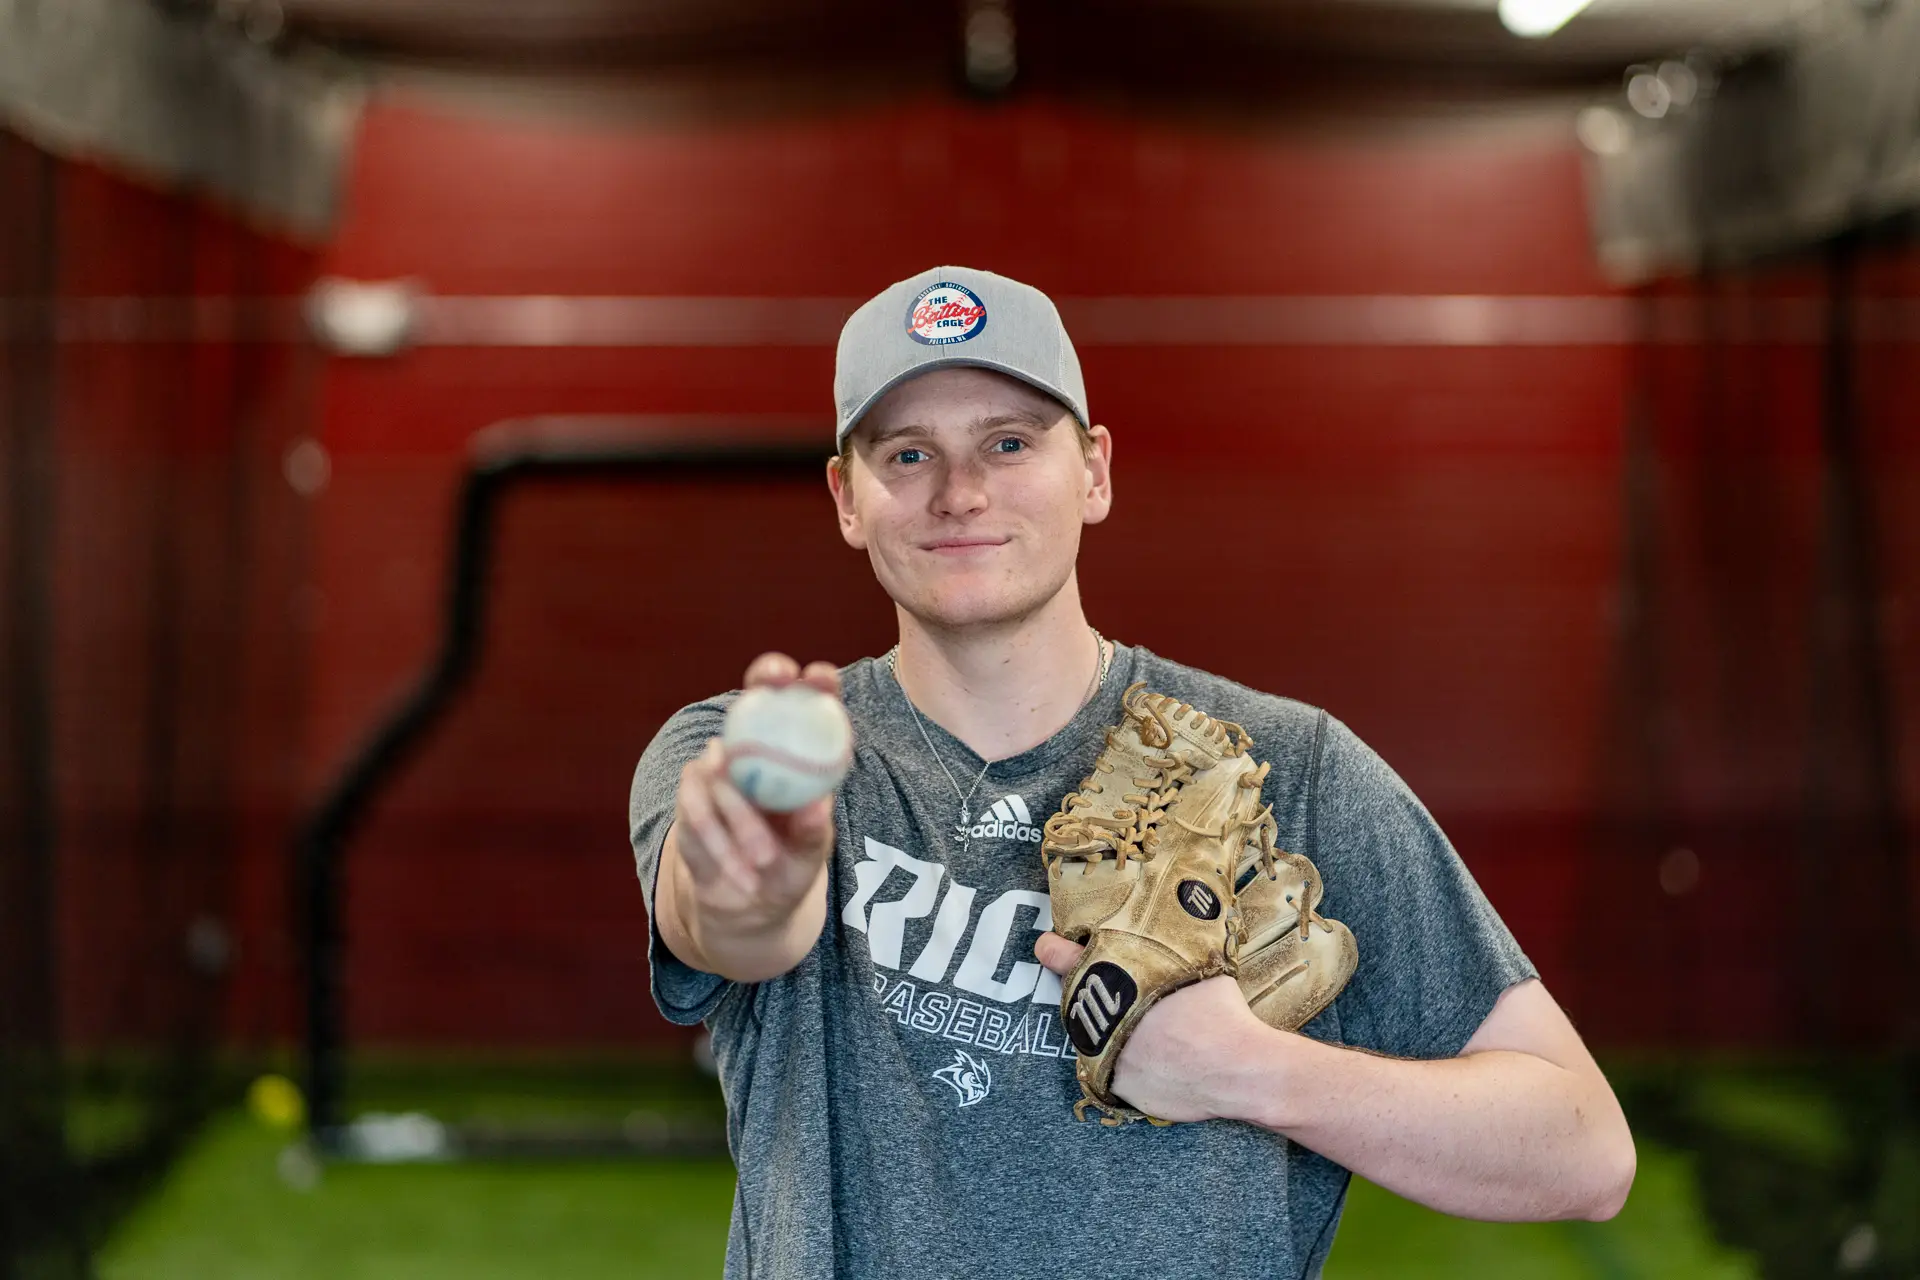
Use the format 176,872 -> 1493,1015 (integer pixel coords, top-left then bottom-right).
721,684 -> 854,812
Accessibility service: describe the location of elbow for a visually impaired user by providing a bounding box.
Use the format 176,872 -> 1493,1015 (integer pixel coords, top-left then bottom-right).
1580,1123 -> 1637,1222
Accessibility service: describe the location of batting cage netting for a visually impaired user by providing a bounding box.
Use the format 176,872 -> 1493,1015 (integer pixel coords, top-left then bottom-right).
1,121 -> 325,1276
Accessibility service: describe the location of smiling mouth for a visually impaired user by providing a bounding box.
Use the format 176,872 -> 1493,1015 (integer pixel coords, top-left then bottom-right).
923,538 -> 1008,552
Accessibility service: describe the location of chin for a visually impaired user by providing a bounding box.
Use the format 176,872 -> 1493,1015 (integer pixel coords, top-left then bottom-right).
891,577 -> 1069,632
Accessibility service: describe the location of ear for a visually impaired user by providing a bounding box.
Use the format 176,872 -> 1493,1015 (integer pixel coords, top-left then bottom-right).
826,453 -> 867,550
1081,424 -> 1114,526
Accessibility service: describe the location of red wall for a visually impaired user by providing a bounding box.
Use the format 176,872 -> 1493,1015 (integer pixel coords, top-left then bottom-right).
42,86 -> 1910,1055
306,92 -> 1642,1051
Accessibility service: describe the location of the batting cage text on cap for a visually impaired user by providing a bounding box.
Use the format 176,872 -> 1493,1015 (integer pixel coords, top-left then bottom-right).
906,282 -> 989,346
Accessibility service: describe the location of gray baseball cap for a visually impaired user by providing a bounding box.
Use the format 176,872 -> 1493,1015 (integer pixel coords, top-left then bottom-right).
833,265 -> 1088,446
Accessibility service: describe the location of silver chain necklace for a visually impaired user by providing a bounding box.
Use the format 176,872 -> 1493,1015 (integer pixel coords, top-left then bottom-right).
886,626 -> 1111,846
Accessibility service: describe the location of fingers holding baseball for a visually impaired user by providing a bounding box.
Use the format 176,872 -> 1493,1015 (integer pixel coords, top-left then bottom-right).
711,770 -> 834,880
673,742 -> 758,897
799,660 -> 841,698
743,652 -> 842,700
743,651 -> 802,689
677,736 -> 832,910
708,770 -> 785,871
776,793 -> 835,851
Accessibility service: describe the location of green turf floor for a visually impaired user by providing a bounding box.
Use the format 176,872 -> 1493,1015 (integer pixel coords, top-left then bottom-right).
97,1111 -> 735,1280
96,1098 -> 1756,1280
1327,1144 -> 1754,1279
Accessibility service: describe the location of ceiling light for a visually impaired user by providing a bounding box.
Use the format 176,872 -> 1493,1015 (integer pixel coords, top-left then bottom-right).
1498,0 -> 1595,38
1626,71 -> 1672,118
1657,60 -> 1699,110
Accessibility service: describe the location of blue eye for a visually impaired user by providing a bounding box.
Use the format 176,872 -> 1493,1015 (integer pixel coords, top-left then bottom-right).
894,448 -> 928,466
992,437 -> 1026,454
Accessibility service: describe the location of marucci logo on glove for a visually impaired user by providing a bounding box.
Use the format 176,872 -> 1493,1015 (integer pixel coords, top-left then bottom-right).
1064,963 -> 1137,1055
1177,880 -> 1220,920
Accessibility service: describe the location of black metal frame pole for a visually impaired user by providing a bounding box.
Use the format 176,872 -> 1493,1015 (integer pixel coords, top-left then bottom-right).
0,139 -> 83,1280
297,420 -> 824,1149
1805,238 -> 1915,1044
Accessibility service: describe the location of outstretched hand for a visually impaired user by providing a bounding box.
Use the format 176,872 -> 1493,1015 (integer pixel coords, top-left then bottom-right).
669,652 -> 843,931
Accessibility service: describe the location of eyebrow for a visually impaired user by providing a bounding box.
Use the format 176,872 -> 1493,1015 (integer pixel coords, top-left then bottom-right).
862,409 -> 1056,448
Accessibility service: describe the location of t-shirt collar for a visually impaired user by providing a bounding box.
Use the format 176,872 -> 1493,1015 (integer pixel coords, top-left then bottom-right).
853,641 -> 1141,782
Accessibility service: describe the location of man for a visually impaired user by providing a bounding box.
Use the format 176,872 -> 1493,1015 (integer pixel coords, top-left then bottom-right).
629,265 -> 1634,1279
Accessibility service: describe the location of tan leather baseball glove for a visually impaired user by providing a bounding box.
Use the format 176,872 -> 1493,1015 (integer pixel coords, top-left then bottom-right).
1042,682 -> 1358,1125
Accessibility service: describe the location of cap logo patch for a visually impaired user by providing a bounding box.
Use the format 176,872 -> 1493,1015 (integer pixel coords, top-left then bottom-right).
906,281 -> 988,346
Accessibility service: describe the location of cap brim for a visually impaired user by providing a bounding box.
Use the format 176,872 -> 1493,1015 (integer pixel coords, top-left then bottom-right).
836,356 -> 1090,446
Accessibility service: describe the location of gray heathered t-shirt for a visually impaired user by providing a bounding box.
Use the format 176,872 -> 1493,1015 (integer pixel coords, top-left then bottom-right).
627,643 -> 1536,1280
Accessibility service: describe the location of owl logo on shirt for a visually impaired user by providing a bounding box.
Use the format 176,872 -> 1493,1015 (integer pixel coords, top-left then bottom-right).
932,1050 -> 994,1107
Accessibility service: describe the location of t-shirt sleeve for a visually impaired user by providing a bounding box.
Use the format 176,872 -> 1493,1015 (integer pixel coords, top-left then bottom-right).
1308,712 -> 1537,1061
628,699 -> 734,1025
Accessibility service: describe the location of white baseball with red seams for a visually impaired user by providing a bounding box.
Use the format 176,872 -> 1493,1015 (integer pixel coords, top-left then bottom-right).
721,685 -> 855,812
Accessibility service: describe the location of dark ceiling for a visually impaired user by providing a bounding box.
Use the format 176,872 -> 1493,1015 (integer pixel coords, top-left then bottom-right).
267,0 -> 1805,94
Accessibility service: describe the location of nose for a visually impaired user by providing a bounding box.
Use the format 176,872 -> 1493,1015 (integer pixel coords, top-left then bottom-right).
930,455 -> 988,519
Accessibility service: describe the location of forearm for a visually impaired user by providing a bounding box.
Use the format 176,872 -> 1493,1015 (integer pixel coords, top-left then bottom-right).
1222,1026 -> 1634,1222
657,828 -> 828,983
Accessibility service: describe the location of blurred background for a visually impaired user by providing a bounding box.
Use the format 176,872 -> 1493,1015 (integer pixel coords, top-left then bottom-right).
2,0 -> 1917,1276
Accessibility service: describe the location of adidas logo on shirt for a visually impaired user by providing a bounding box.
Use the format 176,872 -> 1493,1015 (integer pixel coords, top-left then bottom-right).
969,795 -> 1042,843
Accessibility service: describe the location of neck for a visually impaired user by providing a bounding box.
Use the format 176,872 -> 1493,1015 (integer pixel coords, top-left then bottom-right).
891,581 -> 1104,761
